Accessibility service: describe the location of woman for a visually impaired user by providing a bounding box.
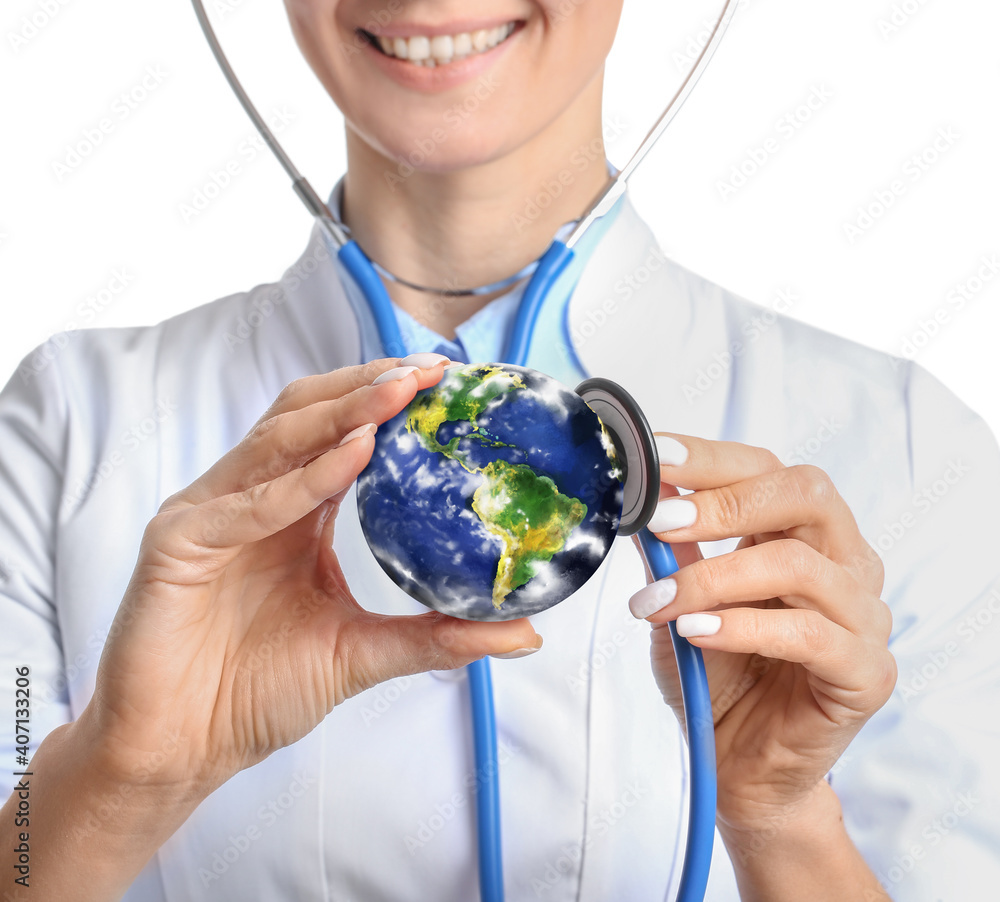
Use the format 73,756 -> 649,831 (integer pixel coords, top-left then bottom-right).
1,1 -> 997,899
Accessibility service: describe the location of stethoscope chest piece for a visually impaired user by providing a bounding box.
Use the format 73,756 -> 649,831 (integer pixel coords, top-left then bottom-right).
576,378 -> 660,537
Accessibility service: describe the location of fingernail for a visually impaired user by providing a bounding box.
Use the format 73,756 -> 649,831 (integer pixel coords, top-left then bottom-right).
647,498 -> 697,533
372,365 -> 418,385
401,352 -> 450,368
628,578 -> 677,619
655,435 -> 689,467
338,422 -> 377,446
491,636 -> 543,659
676,613 -> 721,638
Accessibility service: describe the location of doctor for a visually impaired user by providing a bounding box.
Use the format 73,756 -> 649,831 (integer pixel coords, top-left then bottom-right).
2,0 -> 998,900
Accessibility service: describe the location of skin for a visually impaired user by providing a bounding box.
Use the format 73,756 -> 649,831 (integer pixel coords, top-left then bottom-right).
636,446 -> 896,899
282,0 -> 623,333
0,1 -> 896,898
0,359 -> 542,901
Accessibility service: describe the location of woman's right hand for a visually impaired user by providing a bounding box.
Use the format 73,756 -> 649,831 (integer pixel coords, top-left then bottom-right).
77,356 -> 542,801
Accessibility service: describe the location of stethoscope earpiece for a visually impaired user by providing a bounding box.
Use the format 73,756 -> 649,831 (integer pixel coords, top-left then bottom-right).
575,377 -> 660,537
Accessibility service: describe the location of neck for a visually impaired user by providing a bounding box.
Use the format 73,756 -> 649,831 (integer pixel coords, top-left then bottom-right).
340,74 -> 610,340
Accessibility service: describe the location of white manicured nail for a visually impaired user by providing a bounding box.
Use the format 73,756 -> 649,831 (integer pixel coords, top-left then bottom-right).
372,365 -> 418,385
401,352 -> 450,368
647,498 -> 697,533
676,614 -> 721,638
655,435 -> 689,467
491,646 -> 540,659
338,423 -> 377,446
628,578 -> 678,619
491,636 -> 543,659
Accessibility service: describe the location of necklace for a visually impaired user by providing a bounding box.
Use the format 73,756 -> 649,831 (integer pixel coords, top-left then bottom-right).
332,219 -> 541,298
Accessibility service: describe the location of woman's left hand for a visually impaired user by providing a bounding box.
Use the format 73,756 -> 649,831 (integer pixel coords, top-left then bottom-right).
628,433 -> 897,839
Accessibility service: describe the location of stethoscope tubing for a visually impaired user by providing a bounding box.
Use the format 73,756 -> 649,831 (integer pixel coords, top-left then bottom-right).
337,241 -> 407,356
186,0 -> 742,895
357,236 -> 715,902
189,0 -> 739,271
467,656 -> 504,902
638,533 -> 716,901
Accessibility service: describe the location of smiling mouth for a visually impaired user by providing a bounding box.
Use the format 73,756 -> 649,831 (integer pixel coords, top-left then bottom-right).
360,23 -> 519,67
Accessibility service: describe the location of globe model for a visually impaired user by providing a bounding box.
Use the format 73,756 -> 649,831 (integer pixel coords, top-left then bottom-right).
357,363 -> 624,621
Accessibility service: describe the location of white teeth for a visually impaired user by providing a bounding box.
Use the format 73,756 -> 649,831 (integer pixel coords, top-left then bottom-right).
430,34 -> 454,63
374,23 -> 515,65
407,35 -> 430,61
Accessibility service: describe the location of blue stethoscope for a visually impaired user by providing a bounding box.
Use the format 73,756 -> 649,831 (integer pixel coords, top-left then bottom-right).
190,2 -> 739,898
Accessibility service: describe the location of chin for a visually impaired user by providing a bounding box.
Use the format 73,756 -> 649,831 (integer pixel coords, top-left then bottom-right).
350,111 -> 530,177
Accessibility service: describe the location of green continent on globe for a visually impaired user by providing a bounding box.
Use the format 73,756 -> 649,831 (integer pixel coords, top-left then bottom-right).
405,364 -> 525,462
472,460 -> 587,609
403,364 -> 588,609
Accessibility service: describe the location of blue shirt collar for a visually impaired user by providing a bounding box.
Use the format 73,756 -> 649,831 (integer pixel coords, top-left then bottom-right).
327,173 -> 611,366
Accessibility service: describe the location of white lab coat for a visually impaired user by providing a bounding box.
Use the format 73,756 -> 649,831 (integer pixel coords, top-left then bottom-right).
1,193 -> 998,901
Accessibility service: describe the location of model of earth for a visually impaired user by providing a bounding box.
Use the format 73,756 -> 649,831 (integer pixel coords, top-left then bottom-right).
356,363 -> 624,621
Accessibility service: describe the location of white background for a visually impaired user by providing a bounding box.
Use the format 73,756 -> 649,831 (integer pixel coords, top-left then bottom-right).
1,0 -> 998,438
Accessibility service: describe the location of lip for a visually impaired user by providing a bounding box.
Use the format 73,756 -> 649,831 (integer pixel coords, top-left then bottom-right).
359,22 -> 521,93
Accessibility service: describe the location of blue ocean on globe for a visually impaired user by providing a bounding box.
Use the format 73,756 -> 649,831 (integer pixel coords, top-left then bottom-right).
356,363 -> 624,621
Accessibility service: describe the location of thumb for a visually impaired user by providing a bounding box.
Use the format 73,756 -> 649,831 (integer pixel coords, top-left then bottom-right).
336,612 -> 543,698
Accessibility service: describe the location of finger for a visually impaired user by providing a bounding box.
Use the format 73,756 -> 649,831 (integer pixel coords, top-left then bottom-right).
258,354 -> 450,421
672,607 -> 897,711
630,539 -> 892,640
653,432 -> 784,490
204,380 -> 415,498
633,483 -> 704,581
155,424 -> 377,570
648,465 -> 881,589
653,435 -> 884,592
181,360 -> 447,504
336,611 -> 544,698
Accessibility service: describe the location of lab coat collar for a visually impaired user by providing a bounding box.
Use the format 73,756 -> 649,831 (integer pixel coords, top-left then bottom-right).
566,195 -> 732,442
276,186 -> 732,443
